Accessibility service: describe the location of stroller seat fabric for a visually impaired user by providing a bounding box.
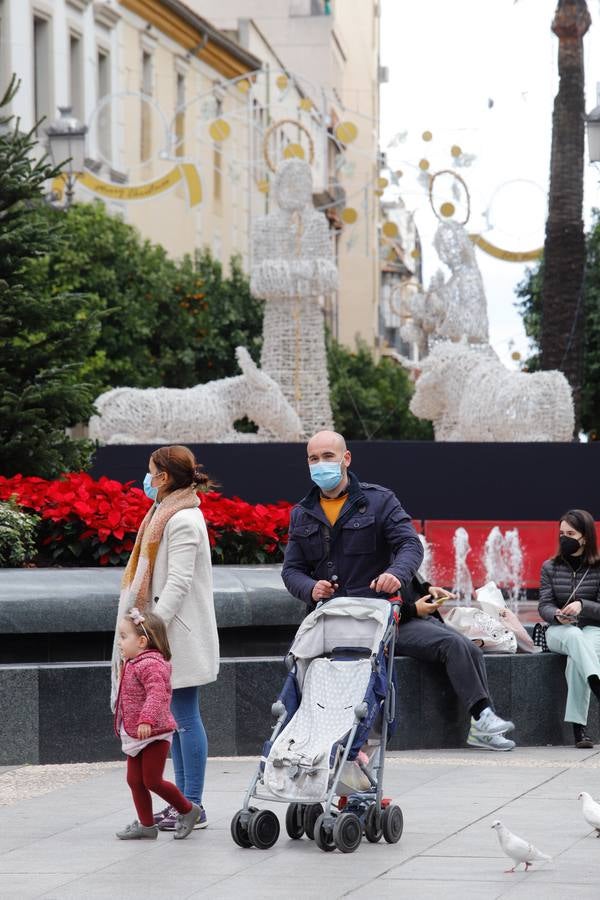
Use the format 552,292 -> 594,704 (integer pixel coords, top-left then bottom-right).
263,657 -> 372,803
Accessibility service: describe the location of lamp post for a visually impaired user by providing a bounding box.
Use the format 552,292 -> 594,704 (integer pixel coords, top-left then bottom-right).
45,106 -> 87,207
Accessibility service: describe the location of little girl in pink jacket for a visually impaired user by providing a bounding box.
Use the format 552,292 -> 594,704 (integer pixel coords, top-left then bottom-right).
113,608 -> 200,840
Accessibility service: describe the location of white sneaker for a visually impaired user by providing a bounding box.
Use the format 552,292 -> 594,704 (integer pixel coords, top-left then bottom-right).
467,730 -> 516,752
471,707 -> 514,736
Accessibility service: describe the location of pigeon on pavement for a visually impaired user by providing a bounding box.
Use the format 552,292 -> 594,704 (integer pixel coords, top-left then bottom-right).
491,820 -> 552,873
578,792 -> 600,837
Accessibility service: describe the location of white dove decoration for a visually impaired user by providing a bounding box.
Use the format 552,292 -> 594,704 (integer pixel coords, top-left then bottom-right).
578,792 -> 600,837
491,820 -> 552,873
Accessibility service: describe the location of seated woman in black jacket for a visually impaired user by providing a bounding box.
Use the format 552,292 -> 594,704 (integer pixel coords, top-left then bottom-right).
538,509 -> 600,748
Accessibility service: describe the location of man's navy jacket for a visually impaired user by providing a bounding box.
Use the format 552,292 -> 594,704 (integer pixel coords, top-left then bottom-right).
281,471 -> 424,606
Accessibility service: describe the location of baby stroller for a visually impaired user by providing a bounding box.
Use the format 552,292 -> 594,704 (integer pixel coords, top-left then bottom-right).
230,596 -> 403,854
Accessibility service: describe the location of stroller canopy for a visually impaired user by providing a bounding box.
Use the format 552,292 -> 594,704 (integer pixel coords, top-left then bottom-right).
289,597 -> 392,662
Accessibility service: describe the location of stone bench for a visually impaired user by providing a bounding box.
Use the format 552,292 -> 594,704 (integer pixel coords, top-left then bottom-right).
1,651 -> 595,765
0,567 -> 596,764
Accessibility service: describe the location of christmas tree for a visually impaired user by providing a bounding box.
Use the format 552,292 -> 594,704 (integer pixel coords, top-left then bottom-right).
0,75 -> 97,477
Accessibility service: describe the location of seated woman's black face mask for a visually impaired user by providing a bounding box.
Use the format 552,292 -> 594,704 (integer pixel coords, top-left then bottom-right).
560,534 -> 583,556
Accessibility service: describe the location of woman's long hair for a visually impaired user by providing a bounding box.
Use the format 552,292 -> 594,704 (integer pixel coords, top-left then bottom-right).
554,509 -> 600,566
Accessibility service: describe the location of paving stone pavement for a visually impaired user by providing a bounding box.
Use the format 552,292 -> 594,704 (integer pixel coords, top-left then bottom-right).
0,748 -> 599,899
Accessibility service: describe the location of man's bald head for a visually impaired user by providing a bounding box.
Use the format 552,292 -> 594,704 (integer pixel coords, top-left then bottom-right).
307,430 -> 347,458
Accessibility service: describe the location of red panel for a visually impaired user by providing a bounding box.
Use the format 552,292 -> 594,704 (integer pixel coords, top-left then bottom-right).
422,521 -> 558,590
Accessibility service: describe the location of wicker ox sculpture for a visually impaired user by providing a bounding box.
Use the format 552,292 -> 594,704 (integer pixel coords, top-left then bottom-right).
400,341 -> 574,442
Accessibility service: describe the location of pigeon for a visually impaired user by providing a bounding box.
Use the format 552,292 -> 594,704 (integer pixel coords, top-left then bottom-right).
491,820 -> 552,873
578,792 -> 600,837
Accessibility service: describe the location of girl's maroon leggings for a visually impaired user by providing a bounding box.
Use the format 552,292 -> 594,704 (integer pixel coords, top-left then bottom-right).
126,739 -> 192,826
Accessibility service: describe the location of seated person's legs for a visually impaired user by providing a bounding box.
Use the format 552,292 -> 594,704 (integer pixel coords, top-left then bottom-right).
396,615 -> 514,751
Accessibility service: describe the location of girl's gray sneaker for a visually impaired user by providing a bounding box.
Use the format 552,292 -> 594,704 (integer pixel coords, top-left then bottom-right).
116,820 -> 158,840
174,803 -> 201,840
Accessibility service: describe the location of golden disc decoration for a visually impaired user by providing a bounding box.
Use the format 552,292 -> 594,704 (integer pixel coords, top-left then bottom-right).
341,207 -> 358,224
422,130 -> 433,142
429,168 -> 471,225
263,119 -> 315,173
299,97 -> 313,111
382,221 -> 399,238
257,178 -> 269,193
276,74 -> 289,90
419,158 -> 430,171
335,121 -> 358,144
236,79 -> 250,93
450,144 -> 462,158
208,118 -> 231,142
377,176 -> 389,189
511,351 -> 522,361
410,248 -> 420,258
283,142 -> 305,160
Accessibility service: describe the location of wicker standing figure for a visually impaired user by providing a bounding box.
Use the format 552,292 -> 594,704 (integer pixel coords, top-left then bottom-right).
251,159 -> 338,438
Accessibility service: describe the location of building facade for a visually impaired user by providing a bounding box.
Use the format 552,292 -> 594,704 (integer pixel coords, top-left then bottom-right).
0,0 -> 384,350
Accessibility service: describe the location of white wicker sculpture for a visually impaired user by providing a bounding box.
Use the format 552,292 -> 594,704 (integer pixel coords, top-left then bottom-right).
88,347 -> 303,444
401,220 -> 489,349
405,340 -> 574,442
251,158 -> 338,437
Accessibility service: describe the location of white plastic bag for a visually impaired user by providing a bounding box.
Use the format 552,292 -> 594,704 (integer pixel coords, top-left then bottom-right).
444,605 -> 517,653
475,581 -> 539,654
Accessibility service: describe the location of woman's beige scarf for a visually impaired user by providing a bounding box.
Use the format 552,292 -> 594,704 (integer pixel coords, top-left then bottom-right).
110,486 -> 200,707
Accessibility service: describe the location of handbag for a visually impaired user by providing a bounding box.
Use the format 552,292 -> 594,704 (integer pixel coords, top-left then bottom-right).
533,567 -> 590,653
532,621 -> 549,652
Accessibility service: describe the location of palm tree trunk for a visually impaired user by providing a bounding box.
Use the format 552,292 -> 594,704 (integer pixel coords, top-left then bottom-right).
540,0 -> 591,435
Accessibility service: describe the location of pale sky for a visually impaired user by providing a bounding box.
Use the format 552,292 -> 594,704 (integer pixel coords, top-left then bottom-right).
380,0 -> 600,367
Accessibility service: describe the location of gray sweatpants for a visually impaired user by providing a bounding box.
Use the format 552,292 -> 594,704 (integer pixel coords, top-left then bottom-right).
395,615 -> 490,712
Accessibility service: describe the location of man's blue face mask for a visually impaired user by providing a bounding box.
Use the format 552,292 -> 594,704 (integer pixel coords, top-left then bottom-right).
309,461 -> 343,492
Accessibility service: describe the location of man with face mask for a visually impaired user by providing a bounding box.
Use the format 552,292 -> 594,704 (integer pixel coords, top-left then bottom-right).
281,430 -> 423,604
282,430 -> 516,751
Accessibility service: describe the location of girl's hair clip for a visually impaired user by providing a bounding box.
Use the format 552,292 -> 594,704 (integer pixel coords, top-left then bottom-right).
128,607 -> 149,640
129,607 -> 145,625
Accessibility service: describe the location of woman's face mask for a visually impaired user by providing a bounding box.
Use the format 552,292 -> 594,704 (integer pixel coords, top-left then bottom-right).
143,472 -> 159,501
559,533 -> 583,556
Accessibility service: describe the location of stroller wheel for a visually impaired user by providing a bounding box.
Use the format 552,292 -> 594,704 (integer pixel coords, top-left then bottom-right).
230,808 -> 256,848
333,811 -> 362,853
364,804 -> 383,843
313,812 -> 336,852
382,804 -> 404,844
285,803 -> 305,839
248,809 -> 280,850
303,803 -> 324,840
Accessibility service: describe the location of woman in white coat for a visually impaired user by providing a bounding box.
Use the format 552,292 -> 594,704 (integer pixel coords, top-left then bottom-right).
112,445 -> 219,831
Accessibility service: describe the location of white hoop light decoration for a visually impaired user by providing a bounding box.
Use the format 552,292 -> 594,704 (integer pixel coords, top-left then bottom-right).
428,169 -> 471,226
263,119 -> 315,174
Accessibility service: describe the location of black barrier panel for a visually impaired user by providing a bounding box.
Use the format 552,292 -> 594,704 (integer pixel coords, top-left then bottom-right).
90,441 -> 600,521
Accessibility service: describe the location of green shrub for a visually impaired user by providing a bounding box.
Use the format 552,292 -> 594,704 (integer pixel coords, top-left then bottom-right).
0,501 -> 39,567
327,339 -> 434,440
30,204 -> 263,395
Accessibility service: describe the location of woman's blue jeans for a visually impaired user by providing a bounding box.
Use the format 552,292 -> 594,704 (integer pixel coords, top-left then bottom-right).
170,686 -> 208,805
